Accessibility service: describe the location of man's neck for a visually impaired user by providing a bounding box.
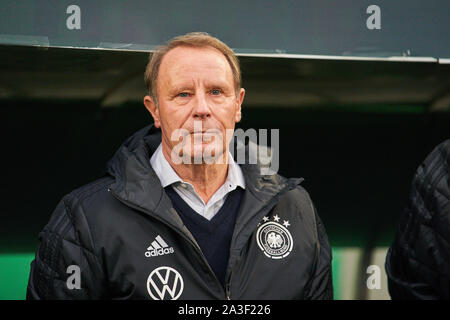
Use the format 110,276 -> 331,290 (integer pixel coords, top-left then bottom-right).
161,145 -> 229,204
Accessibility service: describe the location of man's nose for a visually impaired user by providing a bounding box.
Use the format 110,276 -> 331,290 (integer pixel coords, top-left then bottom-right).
193,92 -> 211,119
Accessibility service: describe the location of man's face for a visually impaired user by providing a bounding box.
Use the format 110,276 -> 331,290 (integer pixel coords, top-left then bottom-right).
144,46 -> 245,163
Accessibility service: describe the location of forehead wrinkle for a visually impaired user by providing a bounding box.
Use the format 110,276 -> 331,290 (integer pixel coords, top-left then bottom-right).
159,47 -> 233,88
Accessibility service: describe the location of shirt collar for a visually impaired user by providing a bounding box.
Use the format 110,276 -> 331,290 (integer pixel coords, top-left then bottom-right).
149,143 -> 246,189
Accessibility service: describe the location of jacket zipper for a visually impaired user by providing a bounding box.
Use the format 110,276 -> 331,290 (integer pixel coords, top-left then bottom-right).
225,271 -> 233,300
108,188 -> 228,299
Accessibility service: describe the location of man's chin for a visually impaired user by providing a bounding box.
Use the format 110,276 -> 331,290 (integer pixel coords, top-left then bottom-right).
184,145 -> 226,165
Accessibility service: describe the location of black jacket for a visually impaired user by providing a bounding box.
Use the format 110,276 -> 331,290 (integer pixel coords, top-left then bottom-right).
27,125 -> 333,300
385,139 -> 450,299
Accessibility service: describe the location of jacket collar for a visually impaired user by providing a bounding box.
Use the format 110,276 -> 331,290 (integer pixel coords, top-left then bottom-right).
106,124 -> 304,234
149,142 -> 246,191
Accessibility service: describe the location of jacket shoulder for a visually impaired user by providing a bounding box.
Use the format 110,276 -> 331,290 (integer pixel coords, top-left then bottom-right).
41,176 -> 117,256
27,177 -> 113,299
56,175 -> 121,226
275,183 -> 333,299
43,176 -> 115,250
275,183 -> 320,243
62,175 -> 124,240
68,175 -> 115,208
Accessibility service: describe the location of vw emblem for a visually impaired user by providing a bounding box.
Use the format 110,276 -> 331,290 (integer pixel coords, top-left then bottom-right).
147,266 -> 184,300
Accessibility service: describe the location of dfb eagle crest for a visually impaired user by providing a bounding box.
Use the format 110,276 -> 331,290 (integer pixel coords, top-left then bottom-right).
256,215 -> 293,259
267,232 -> 283,248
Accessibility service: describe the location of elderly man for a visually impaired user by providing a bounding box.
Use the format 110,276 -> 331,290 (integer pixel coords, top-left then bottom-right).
27,32 -> 333,300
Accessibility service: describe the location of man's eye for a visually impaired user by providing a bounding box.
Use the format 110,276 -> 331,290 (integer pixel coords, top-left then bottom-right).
178,92 -> 190,98
211,89 -> 221,95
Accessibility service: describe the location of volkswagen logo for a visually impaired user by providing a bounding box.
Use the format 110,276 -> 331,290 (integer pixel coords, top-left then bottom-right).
146,266 -> 184,300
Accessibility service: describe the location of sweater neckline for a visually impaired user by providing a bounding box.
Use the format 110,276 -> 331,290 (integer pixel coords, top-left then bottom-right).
165,185 -> 244,233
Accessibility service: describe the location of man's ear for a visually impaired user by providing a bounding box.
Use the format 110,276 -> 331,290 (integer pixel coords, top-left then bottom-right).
143,95 -> 161,128
235,88 -> 245,123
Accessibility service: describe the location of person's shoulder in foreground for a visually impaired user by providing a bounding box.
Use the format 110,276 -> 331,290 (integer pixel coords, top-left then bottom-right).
385,139 -> 450,299
27,32 -> 333,300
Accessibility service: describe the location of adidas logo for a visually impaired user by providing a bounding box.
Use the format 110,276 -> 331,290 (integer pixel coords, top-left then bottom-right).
145,235 -> 174,257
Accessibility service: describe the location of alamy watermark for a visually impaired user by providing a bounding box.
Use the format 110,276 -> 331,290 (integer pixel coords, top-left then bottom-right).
66,265 -> 81,290
366,5 -> 381,30
366,265 -> 381,290
66,5 -> 81,30
169,121 -> 279,175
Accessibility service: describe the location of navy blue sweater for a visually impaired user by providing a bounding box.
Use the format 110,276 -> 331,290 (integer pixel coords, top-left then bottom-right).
165,186 -> 244,287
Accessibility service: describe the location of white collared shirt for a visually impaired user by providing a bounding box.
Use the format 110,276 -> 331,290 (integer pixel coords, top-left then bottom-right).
150,143 -> 246,220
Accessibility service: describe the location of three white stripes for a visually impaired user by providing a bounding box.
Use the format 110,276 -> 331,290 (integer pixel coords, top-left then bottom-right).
147,235 -> 169,251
